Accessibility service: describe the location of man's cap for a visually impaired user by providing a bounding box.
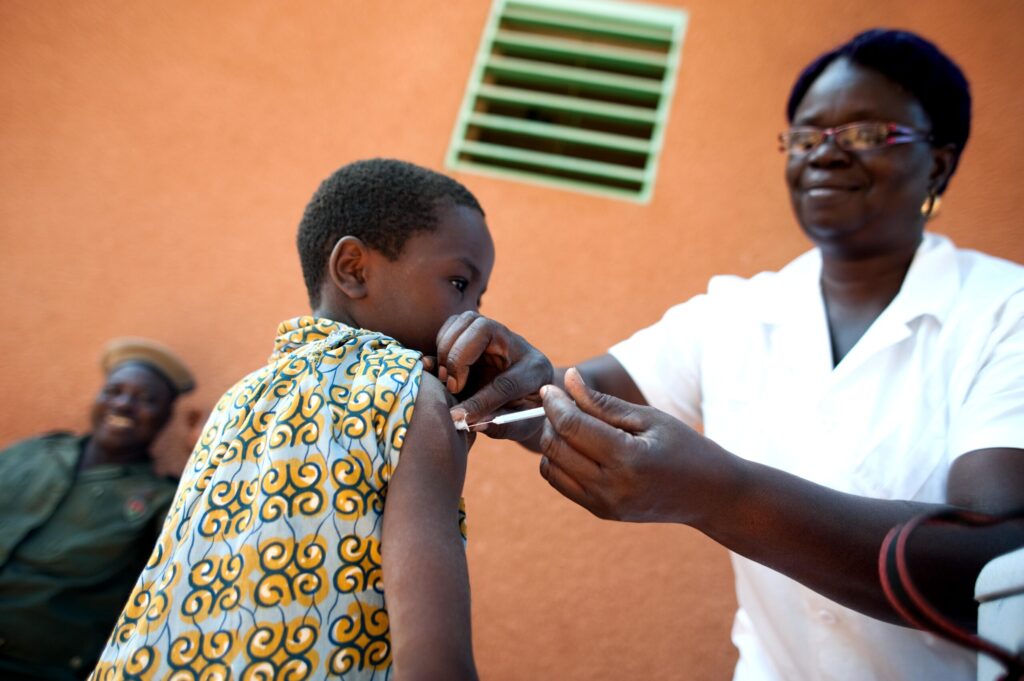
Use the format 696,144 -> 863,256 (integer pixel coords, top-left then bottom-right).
101,337 -> 196,394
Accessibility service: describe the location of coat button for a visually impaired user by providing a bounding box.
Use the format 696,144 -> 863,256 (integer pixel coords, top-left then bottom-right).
69,656 -> 83,669
817,609 -> 838,625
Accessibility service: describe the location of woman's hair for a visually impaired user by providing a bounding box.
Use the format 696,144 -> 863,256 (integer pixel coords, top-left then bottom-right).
296,158 -> 484,308
786,29 -> 971,192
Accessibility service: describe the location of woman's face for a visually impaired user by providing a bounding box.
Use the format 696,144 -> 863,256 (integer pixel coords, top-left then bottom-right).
785,58 -> 950,259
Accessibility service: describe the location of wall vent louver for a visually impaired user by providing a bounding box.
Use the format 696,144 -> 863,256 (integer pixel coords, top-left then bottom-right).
446,0 -> 688,202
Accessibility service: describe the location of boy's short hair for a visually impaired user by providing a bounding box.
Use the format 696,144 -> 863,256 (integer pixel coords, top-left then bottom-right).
297,158 -> 485,308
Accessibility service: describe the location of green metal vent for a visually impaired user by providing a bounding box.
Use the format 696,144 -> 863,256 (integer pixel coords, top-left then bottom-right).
446,0 -> 688,203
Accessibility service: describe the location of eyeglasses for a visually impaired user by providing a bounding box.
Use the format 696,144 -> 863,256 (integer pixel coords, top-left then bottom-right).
779,121 -> 931,156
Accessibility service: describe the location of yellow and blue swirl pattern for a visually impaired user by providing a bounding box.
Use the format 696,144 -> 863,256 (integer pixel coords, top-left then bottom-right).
92,317 -> 460,681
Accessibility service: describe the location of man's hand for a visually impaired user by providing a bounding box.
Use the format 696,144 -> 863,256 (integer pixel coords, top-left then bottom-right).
429,312 -> 553,441
538,368 -> 742,526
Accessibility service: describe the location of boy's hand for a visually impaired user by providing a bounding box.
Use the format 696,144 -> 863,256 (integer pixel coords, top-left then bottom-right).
430,312 -> 553,439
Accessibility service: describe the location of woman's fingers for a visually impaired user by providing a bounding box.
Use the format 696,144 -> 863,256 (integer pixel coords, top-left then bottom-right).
539,456 -> 594,512
562,368 -> 647,434
435,312 -> 554,425
421,355 -> 437,374
436,312 -> 491,393
538,418 -> 604,485
451,367 -> 538,425
540,377 -> 641,469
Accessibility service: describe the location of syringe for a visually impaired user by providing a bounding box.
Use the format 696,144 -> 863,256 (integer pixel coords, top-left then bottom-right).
454,406 -> 546,431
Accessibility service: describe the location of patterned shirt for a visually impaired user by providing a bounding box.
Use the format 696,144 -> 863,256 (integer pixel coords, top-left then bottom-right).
93,317 -> 454,681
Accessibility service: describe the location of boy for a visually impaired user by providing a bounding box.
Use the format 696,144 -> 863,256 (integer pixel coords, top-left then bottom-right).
92,159 -> 493,680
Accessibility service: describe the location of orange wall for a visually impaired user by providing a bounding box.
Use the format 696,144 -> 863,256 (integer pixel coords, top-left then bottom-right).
2,2 -> 1022,678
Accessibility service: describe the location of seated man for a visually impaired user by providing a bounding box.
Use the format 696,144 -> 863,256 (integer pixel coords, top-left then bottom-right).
0,337 -> 195,680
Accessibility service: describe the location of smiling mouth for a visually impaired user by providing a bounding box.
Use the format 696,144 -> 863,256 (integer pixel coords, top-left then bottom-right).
105,414 -> 136,429
806,186 -> 859,194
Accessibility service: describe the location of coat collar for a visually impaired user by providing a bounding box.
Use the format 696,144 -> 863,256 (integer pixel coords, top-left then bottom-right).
756,232 -> 960,328
270,316 -> 353,360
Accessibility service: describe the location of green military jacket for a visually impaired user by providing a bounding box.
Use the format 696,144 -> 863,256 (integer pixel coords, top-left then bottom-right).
0,433 -> 178,680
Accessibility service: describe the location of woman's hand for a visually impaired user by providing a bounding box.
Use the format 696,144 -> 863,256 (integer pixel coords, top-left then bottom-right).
541,373 -> 1024,629
429,312 -> 554,441
537,368 -> 742,525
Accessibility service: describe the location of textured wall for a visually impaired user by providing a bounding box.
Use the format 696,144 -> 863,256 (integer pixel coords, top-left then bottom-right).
2,1 -> 1022,678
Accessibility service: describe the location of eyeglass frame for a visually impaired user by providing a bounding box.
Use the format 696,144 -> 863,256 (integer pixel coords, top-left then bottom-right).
778,121 -> 932,156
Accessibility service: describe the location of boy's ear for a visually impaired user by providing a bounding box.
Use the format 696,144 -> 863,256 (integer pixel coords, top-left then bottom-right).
327,236 -> 370,300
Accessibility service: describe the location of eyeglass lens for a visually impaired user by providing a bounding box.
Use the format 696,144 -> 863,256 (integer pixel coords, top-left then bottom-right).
785,123 -> 891,154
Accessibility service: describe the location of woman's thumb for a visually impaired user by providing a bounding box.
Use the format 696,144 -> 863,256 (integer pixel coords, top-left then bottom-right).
563,367 -> 647,434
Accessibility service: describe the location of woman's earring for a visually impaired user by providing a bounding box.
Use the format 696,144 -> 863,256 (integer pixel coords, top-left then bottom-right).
921,192 -> 942,220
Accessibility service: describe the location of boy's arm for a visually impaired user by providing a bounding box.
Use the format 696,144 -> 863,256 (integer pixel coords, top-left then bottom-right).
382,372 -> 478,681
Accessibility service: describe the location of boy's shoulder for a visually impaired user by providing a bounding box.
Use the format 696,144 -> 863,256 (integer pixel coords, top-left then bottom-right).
398,369 -> 468,463
415,371 -> 457,410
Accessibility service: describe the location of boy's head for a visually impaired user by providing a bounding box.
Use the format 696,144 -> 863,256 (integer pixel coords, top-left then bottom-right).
297,159 -> 494,355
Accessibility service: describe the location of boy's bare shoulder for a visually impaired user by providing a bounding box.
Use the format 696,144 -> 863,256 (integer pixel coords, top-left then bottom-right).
400,370 -> 469,480
408,371 -> 464,447
416,371 -> 459,412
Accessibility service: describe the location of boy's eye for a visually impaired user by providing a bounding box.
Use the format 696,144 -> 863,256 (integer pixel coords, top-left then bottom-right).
450,278 -> 468,293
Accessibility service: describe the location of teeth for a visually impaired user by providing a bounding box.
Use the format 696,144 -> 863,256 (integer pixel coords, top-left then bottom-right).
107,415 -> 135,427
